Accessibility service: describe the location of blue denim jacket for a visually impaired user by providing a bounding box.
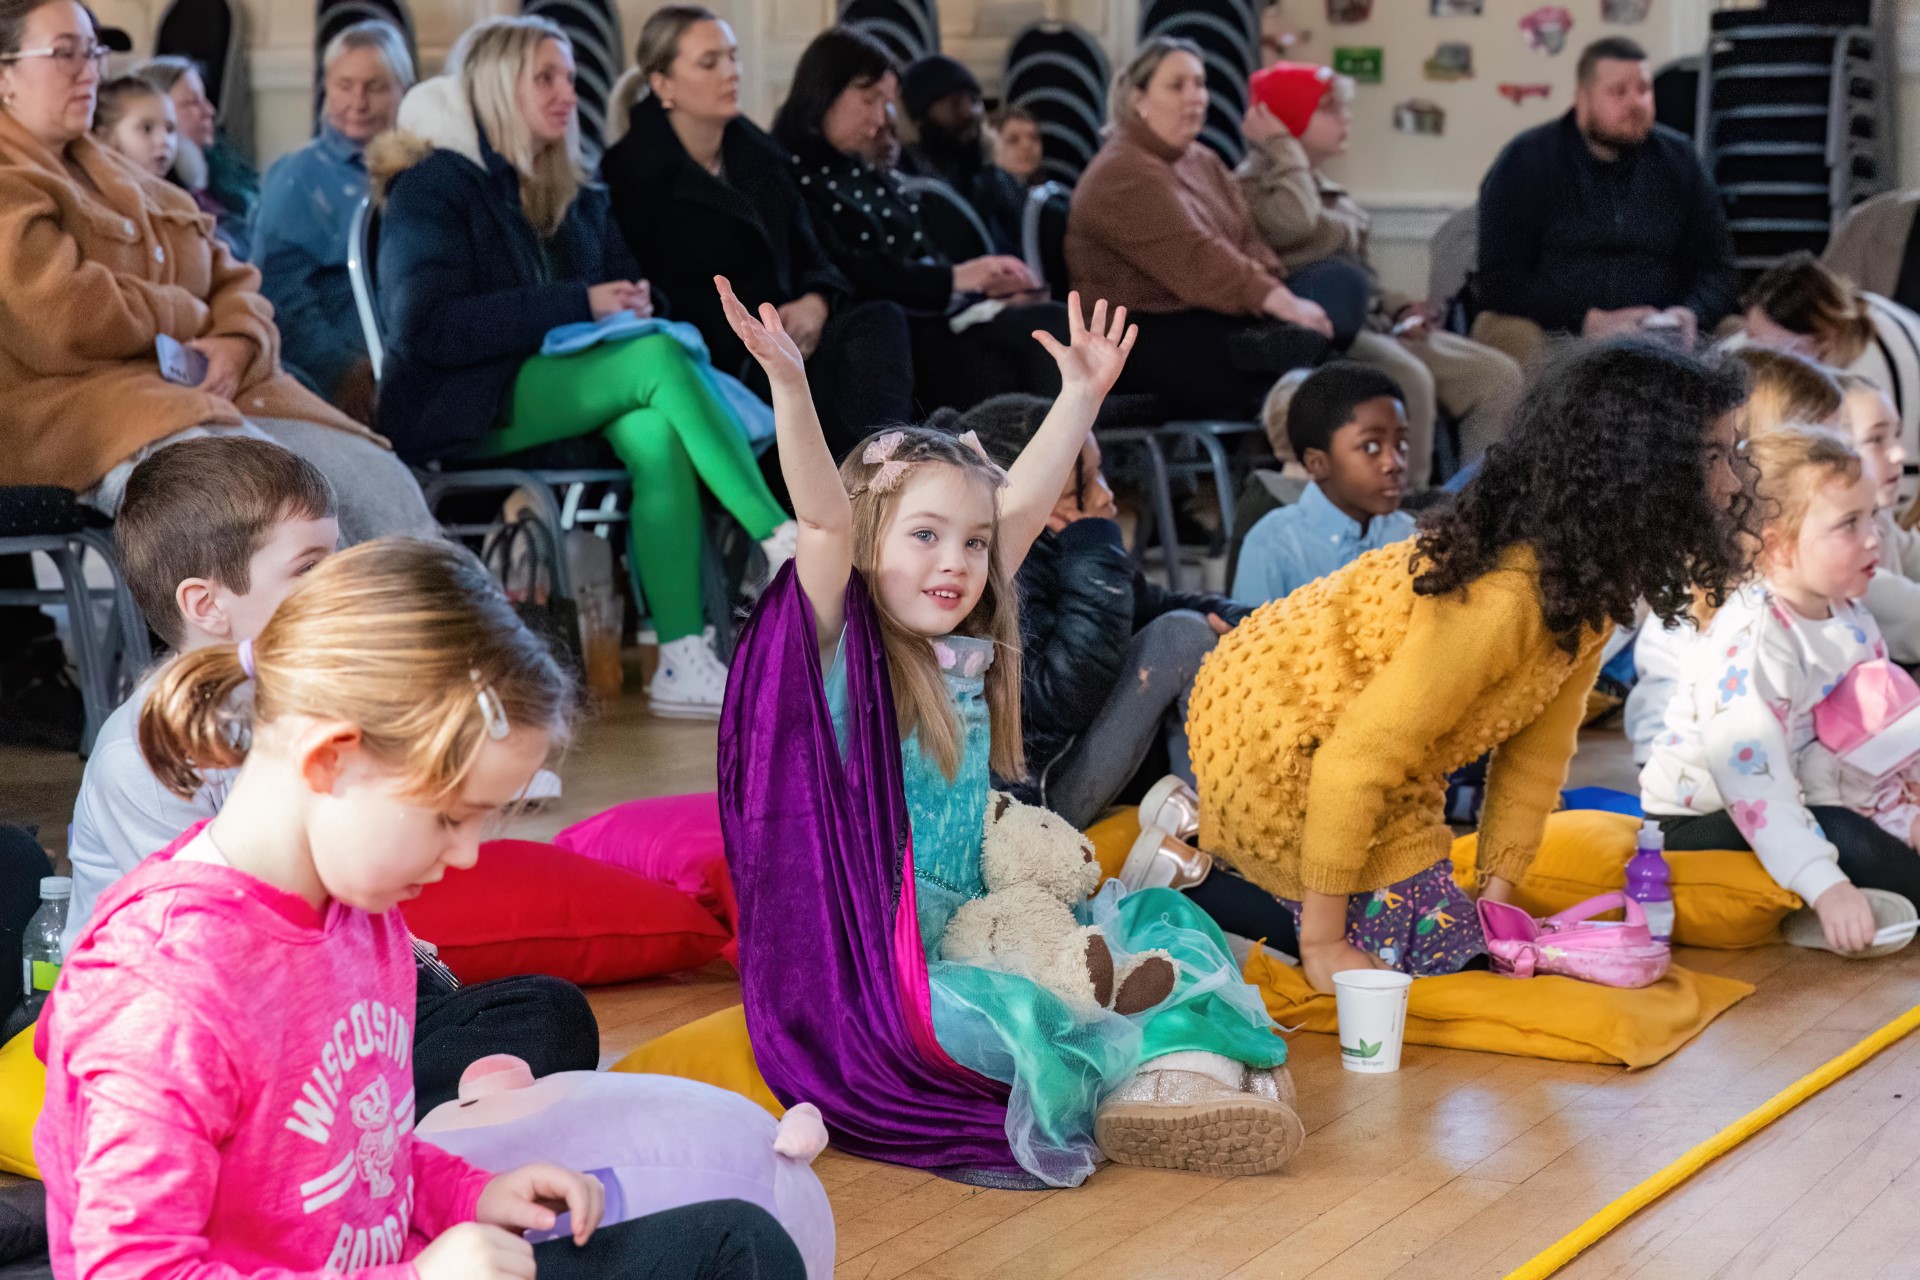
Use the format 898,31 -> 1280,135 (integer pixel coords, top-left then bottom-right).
251,125 -> 368,396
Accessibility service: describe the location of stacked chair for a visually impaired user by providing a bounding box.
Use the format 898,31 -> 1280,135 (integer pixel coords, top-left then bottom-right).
525,0 -> 623,168
312,0 -> 418,127
837,0 -> 937,67
1003,21 -> 1107,185
1695,0 -> 1897,272
1139,0 -> 1257,167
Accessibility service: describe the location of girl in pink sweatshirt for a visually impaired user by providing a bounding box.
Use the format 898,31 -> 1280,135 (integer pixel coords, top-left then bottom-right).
34,538 -> 805,1280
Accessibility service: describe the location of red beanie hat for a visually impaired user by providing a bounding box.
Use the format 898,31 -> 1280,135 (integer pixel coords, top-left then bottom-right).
1250,62 -> 1335,137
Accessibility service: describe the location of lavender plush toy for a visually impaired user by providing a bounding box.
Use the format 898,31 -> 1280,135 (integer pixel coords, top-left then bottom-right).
416,1055 -> 834,1278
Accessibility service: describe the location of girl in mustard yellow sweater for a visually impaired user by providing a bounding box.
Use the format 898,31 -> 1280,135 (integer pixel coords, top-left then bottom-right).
1188,341 -> 1755,992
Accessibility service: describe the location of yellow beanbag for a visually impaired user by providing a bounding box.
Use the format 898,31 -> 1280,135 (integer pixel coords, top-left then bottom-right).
608,1004 -> 784,1117
1244,948 -> 1752,1068
1087,810 -> 1141,883
0,1024 -> 44,1178
1452,809 -> 1801,949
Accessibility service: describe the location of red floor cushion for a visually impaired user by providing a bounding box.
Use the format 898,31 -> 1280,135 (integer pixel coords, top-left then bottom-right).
400,839 -> 730,986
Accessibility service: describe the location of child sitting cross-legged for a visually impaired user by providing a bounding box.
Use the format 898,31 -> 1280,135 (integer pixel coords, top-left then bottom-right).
716,278 -> 1303,1189
1232,360 -> 1416,606
38,537 -> 807,1279
64,437 -> 598,1115
1643,423 -> 1920,956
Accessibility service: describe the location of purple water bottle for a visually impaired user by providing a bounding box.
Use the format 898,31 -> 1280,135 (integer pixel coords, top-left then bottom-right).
1626,821 -> 1674,944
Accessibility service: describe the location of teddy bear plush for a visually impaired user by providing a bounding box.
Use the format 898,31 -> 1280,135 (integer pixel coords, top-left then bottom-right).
940,792 -> 1177,1017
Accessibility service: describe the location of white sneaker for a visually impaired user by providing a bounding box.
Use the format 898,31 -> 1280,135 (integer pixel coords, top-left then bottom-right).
754,521 -> 799,593
648,635 -> 730,721
1120,824 -> 1214,892
1139,775 -> 1201,841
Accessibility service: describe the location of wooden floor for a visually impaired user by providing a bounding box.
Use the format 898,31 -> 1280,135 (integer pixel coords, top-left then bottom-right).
7,704 -> 1920,1278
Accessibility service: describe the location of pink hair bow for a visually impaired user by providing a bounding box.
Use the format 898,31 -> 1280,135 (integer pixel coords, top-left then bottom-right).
862,430 -> 913,494
956,431 -> 1011,489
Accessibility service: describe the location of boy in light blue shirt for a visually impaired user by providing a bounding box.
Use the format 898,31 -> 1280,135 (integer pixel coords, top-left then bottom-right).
1233,361 -> 1417,606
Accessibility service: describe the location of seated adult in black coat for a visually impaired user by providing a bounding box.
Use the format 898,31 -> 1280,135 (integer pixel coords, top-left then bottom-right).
373,17 -> 795,720
598,6 -> 912,458
771,28 -> 1071,416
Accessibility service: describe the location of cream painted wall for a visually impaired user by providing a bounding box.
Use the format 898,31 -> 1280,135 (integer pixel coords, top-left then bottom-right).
109,0 -> 1920,298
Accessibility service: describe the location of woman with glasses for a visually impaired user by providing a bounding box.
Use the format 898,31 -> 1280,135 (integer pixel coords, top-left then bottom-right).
0,0 -> 438,544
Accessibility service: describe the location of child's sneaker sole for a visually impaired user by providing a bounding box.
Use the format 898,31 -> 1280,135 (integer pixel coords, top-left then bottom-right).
1094,1097 -> 1304,1176
1138,775 -> 1199,840
1782,887 -> 1917,959
647,697 -> 724,722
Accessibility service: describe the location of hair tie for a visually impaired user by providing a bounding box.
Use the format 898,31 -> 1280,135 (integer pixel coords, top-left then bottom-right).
471,669 -> 511,741
237,638 -> 255,678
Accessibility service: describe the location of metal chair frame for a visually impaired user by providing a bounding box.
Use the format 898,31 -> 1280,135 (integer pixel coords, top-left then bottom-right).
0,528 -> 151,755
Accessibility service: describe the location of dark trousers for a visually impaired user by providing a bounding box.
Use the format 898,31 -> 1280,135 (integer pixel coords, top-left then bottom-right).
532,1200 -> 805,1280
413,972 -> 601,1115
1282,256 -> 1373,351
906,301 -> 1069,414
1115,310 -> 1329,421
1,825 -> 54,1041
809,300 -> 915,457
1182,864 -> 1300,958
1661,807 -> 1920,905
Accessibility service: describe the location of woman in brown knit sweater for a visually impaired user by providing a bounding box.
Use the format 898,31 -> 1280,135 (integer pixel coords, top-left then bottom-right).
1065,36 -> 1368,420
1185,342 -> 1755,991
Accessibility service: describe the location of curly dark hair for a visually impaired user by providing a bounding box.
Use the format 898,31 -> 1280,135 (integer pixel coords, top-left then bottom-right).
1413,340 -> 1754,652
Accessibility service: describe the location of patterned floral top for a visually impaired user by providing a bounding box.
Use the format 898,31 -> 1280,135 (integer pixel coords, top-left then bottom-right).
1640,582 -> 1885,902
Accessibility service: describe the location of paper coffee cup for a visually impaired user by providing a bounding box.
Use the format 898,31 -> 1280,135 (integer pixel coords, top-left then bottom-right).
1332,969 -> 1413,1073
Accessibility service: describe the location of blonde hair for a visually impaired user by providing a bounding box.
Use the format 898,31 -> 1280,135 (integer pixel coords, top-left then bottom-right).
1733,345 -> 1843,438
139,539 -> 573,802
1258,367 -> 1313,464
605,4 -> 718,145
1110,35 -> 1204,127
841,428 -> 1023,781
323,19 -> 415,93
455,16 -> 582,238
1749,422 -> 1863,553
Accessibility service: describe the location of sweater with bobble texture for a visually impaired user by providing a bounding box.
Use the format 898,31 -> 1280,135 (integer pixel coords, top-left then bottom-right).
1187,541 -> 1609,900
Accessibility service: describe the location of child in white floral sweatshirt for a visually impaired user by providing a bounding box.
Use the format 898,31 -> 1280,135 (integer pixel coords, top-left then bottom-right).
1642,423 -> 1920,955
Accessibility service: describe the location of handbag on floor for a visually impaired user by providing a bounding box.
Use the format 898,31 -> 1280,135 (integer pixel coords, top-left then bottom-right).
482,512 -> 586,697
1478,892 -> 1670,988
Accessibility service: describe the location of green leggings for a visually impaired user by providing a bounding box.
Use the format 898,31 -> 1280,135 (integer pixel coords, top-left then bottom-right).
479,334 -> 788,644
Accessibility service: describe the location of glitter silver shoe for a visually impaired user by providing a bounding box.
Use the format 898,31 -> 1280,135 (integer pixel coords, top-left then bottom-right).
1094,1067 -> 1304,1176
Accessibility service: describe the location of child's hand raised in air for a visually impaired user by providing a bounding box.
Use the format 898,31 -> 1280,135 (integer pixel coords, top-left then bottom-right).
717,275 -> 807,387
1033,292 -> 1137,402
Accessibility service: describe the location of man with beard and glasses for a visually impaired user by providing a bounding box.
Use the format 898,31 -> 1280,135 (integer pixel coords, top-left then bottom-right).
1471,37 -> 1738,365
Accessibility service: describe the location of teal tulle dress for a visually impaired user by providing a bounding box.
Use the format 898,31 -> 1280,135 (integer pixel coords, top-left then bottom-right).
828,633 -> 1287,1188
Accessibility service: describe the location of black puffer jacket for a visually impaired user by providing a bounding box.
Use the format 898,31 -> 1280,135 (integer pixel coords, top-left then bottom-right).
1010,518 -> 1248,797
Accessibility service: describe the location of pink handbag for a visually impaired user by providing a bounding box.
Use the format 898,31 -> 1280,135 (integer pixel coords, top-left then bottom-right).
1477,893 -> 1671,988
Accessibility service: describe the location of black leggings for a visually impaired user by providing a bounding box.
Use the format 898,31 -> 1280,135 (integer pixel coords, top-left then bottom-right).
1,825 -> 53,1038
533,1200 -> 805,1280
1661,807 -> 1920,906
1115,309 -> 1330,420
413,973 -> 601,1114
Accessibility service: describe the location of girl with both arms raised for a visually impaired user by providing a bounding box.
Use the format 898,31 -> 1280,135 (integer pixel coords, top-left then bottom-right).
715,278 -> 1303,1190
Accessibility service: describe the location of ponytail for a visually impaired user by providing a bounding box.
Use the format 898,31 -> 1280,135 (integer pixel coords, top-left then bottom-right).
139,644 -> 254,799
604,65 -> 648,144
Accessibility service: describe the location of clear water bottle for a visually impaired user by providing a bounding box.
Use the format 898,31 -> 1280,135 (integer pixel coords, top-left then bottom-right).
21,876 -> 70,1019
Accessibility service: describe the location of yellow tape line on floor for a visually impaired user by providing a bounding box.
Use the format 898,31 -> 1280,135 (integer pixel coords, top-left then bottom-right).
1507,1002 -> 1920,1280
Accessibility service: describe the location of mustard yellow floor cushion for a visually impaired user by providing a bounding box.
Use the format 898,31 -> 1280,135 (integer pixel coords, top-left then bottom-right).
1452,809 -> 1802,949
1087,810 -> 1139,883
608,1003 -> 784,1117
0,1025 -> 44,1178
1245,948 -> 1753,1068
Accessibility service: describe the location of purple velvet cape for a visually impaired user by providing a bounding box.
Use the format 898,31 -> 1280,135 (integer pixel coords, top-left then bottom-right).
718,566 -> 1038,1187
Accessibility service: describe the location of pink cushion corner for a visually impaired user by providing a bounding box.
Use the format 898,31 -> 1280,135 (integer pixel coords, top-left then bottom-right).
399,839 -> 729,987
554,793 -> 726,902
